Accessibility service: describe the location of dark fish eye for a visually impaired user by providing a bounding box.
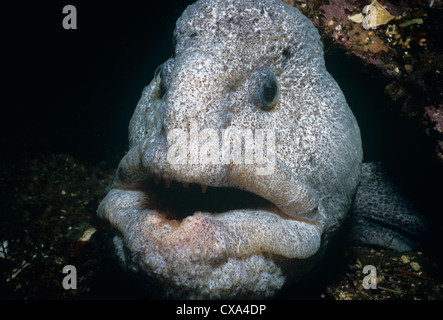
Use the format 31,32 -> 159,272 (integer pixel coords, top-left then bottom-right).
154,64 -> 163,79
154,59 -> 174,98
249,68 -> 280,111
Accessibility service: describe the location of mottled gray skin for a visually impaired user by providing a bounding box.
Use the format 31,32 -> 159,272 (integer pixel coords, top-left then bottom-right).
349,162 -> 428,252
98,0 -> 424,299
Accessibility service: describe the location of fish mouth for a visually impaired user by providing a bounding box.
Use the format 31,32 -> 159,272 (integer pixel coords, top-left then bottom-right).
126,178 -> 318,225
98,137 -> 325,272
136,179 -> 281,222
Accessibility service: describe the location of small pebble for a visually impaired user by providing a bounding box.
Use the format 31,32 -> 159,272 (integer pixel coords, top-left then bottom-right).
400,255 -> 410,264
79,227 -> 97,242
404,64 -> 413,73
410,262 -> 421,272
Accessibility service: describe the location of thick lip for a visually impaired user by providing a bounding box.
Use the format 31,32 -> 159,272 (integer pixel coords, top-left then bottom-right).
100,136 -> 325,262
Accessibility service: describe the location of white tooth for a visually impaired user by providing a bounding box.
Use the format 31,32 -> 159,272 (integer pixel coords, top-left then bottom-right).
165,179 -> 171,188
183,182 -> 189,188
201,184 -> 208,194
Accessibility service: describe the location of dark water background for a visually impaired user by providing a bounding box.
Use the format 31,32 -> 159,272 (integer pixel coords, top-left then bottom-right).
2,0 -> 443,297
3,1 -> 194,163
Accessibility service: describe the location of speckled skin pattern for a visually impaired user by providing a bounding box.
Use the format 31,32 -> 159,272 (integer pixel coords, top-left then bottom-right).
98,0 -> 364,298
349,162 -> 428,252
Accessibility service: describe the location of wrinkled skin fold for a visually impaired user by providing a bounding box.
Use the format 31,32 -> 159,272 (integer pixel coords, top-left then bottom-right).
98,0 -> 363,298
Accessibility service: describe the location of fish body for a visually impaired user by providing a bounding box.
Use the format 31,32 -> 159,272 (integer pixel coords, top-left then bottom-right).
98,0 -> 425,298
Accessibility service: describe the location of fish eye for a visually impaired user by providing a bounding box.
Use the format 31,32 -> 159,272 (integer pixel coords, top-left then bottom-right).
154,64 -> 167,98
249,68 -> 280,111
154,59 -> 174,98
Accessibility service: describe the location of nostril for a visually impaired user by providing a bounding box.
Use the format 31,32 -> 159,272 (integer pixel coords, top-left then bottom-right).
161,121 -> 166,135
